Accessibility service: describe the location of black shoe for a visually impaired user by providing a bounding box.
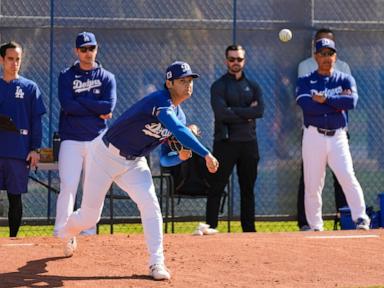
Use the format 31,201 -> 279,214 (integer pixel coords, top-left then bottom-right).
355,218 -> 370,230
300,225 -> 311,231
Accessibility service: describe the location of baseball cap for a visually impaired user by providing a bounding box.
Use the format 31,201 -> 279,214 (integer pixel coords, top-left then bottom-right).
76,32 -> 97,48
165,61 -> 199,81
315,38 -> 337,53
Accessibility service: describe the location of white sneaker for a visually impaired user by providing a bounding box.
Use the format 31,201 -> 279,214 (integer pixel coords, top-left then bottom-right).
192,223 -> 218,236
64,237 -> 77,257
149,264 -> 171,280
192,229 -> 204,236
203,227 -> 219,235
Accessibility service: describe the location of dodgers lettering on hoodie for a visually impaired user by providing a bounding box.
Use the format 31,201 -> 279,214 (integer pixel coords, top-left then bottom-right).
58,62 -> 117,142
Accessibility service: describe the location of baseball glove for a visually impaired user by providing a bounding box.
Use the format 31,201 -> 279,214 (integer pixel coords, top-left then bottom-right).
167,124 -> 201,152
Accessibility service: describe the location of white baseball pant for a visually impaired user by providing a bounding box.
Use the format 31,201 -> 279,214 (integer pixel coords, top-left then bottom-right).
54,140 -> 96,236
302,126 -> 369,230
58,135 -> 165,266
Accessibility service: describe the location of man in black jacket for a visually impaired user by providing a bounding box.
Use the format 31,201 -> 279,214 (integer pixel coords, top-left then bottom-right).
206,44 -> 264,232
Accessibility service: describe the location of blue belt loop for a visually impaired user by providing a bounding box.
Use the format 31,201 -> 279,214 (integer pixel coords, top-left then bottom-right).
102,135 -> 136,160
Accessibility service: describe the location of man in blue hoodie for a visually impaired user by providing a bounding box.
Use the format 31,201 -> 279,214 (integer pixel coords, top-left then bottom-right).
54,32 -> 117,243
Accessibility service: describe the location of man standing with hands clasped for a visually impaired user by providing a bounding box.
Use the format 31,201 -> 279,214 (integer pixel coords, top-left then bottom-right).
203,44 -> 264,234
295,38 -> 370,231
54,32 -> 117,246
296,28 -> 350,231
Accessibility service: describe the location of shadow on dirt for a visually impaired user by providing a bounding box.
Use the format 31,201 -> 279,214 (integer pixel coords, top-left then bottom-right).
0,256 -> 152,288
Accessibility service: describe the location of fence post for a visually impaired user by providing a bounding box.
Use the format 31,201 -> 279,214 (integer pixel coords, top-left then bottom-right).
232,0 -> 237,44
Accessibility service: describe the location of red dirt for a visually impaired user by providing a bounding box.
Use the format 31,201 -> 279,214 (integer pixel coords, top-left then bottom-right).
0,230 -> 383,288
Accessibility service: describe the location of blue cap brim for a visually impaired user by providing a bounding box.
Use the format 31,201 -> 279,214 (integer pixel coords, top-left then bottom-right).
78,42 -> 97,48
175,72 -> 199,80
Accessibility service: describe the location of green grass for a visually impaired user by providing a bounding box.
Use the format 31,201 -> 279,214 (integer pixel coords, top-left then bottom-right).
167,220 -> 336,233
0,220 -> 337,237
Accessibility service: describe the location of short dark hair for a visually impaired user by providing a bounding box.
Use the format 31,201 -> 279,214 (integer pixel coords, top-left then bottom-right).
0,41 -> 22,58
314,28 -> 335,41
225,44 -> 245,58
163,80 -> 174,90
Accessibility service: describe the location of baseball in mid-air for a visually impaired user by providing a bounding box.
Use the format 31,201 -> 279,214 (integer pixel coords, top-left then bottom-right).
279,29 -> 292,42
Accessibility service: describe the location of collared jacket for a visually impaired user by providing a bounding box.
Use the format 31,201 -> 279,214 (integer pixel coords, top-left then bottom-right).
210,72 -> 264,142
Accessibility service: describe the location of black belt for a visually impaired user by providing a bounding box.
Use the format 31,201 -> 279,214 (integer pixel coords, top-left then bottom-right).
317,128 -> 337,136
102,135 -> 136,160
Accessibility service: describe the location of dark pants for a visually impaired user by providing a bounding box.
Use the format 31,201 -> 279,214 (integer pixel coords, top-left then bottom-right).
206,140 -> 259,232
0,158 -> 29,237
297,163 -> 348,228
7,193 -> 23,237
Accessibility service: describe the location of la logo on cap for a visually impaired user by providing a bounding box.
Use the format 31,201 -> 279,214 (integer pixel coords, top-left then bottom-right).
83,34 -> 90,42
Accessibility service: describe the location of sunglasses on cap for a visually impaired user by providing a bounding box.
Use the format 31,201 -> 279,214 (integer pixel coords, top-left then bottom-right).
78,46 -> 97,53
317,50 -> 336,57
227,57 -> 244,63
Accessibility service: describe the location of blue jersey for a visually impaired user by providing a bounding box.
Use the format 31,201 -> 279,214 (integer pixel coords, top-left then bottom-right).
296,70 -> 358,130
58,62 -> 117,141
0,76 -> 46,160
104,89 -> 209,158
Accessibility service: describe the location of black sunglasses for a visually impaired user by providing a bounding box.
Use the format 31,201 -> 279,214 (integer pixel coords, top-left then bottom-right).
79,46 -> 97,53
317,50 -> 335,57
227,57 -> 244,63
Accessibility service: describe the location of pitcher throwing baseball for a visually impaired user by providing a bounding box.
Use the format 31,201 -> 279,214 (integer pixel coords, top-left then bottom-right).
58,61 -> 219,280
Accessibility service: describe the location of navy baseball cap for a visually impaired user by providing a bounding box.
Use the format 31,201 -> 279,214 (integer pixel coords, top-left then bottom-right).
76,32 -> 97,48
315,38 -> 337,53
165,61 -> 199,81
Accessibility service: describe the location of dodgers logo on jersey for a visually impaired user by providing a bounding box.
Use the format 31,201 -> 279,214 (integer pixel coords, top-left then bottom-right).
311,86 -> 343,98
15,86 -> 24,99
73,79 -> 102,93
142,123 -> 171,140
325,86 -> 343,97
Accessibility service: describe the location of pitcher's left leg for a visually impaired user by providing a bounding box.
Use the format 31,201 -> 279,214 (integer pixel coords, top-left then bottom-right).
115,157 -> 165,267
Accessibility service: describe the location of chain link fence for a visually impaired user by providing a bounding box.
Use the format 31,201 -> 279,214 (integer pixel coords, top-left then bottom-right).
1,0 -> 384,235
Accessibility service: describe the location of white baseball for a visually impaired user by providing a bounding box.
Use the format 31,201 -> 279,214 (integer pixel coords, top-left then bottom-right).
279,29 -> 292,42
